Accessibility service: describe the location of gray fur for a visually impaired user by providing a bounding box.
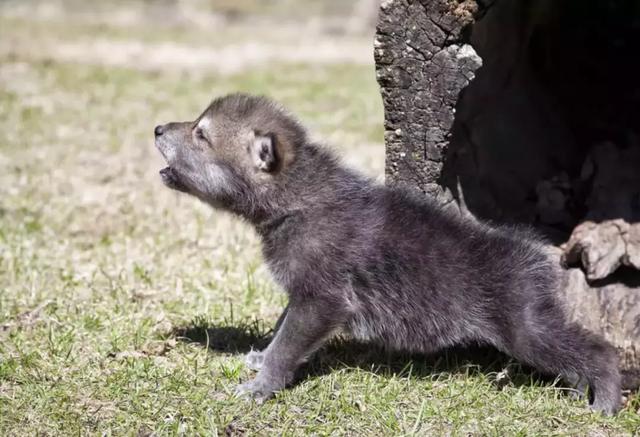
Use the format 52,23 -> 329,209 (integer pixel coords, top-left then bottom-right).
154,93 -> 622,414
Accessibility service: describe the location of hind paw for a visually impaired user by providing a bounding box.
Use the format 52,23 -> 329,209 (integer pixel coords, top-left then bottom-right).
590,397 -> 621,416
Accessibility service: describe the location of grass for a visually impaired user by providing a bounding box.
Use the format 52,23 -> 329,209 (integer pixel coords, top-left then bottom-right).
1,1 -> 639,435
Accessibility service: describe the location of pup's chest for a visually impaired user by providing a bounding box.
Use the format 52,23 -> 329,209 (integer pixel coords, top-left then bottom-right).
261,225 -> 338,291
263,254 -> 303,291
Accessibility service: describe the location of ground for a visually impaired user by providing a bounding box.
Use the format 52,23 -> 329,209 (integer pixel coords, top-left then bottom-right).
0,1 -> 638,435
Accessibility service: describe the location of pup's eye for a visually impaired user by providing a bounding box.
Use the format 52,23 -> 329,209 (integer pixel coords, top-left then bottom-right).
195,128 -> 207,141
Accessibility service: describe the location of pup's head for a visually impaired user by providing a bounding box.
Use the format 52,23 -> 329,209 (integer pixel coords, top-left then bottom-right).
154,93 -> 305,212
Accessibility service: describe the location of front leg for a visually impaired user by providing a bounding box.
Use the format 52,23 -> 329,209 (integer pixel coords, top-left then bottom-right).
244,304 -> 289,371
236,298 -> 345,402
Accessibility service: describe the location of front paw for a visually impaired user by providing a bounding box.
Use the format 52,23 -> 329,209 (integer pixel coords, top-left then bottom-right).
234,377 -> 278,404
244,349 -> 265,371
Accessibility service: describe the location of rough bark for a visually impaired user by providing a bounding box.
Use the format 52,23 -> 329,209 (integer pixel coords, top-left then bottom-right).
375,0 -> 482,202
375,0 -> 640,388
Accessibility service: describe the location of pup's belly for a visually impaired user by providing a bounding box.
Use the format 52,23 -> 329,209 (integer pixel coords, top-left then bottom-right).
344,307 -> 464,354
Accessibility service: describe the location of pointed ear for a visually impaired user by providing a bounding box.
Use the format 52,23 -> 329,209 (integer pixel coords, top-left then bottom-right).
250,131 -> 278,172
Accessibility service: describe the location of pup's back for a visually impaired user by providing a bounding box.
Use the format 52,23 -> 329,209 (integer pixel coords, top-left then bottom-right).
342,188 -> 555,349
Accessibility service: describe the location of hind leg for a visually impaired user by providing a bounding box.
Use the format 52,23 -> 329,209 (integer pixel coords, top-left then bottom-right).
506,320 -> 621,414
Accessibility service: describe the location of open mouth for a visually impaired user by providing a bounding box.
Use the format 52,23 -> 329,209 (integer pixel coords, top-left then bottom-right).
159,166 -> 188,192
159,166 -> 174,179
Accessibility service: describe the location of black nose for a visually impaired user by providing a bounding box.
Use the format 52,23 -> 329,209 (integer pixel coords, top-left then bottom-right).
154,125 -> 164,136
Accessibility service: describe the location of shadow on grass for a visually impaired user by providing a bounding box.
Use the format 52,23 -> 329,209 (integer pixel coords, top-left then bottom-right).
304,340 -> 557,391
172,314 -> 272,354
172,315 -> 559,391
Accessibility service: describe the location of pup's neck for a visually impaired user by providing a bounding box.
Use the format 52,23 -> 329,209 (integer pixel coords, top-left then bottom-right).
249,143 -> 367,233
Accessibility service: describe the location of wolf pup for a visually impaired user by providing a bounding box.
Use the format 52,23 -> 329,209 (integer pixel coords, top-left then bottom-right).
154,93 -> 621,414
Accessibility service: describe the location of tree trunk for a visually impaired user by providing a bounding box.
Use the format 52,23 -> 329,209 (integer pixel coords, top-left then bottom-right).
375,0 -> 640,388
